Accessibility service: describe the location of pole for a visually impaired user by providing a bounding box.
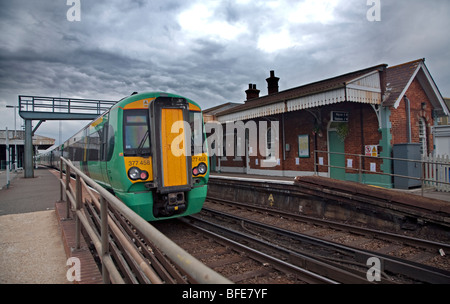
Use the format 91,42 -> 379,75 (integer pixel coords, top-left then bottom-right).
13,106 -> 17,171
5,105 -> 18,171
24,119 -> 33,178
6,127 -> 10,188
100,196 -> 110,283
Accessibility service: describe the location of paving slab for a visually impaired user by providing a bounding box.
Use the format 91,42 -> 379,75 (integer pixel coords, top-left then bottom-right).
0,210 -> 69,284
0,168 -> 69,284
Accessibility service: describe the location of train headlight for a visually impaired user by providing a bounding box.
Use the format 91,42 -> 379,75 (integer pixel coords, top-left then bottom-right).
197,162 -> 207,175
128,167 -> 141,180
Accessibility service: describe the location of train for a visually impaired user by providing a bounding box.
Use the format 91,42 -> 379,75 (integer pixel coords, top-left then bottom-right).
37,92 -> 209,221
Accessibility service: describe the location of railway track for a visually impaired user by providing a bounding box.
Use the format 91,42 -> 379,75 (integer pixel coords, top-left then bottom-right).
68,164 -> 449,284
81,194 -> 449,284
84,197 -> 340,284
205,198 -> 450,257
156,218 -> 337,284
201,197 -> 450,284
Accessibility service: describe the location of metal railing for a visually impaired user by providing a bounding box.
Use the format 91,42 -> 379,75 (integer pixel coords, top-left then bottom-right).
313,150 -> 450,196
59,157 -> 232,284
19,95 -> 117,115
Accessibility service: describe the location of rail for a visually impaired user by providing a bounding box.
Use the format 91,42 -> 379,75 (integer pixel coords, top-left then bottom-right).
59,157 -> 232,284
19,95 -> 117,116
313,150 -> 450,195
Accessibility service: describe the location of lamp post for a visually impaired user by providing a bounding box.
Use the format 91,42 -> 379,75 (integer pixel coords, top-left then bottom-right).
5,127 -> 10,188
6,105 -> 19,171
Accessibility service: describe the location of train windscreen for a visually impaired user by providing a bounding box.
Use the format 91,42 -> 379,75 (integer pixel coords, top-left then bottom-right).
123,109 -> 151,156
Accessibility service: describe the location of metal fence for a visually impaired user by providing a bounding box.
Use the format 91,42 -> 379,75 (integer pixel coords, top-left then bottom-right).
313,150 -> 450,195
423,153 -> 450,192
59,157 -> 231,284
19,95 -> 117,115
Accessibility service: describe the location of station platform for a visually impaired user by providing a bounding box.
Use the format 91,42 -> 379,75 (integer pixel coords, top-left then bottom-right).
210,172 -> 450,202
0,168 -> 101,284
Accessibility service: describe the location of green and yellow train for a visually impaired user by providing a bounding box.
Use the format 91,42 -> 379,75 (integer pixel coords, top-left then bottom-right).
38,92 -> 209,221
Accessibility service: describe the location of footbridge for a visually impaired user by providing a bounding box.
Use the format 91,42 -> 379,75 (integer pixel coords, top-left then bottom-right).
18,95 -> 117,178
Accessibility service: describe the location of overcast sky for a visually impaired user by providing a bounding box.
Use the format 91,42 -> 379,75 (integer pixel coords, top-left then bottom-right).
1,0 -> 449,146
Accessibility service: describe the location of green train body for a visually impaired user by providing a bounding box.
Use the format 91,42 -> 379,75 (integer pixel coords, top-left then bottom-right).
38,92 -> 209,221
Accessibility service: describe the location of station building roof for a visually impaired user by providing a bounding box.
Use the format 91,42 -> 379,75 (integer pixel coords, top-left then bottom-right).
0,130 -> 55,150
210,58 -> 448,123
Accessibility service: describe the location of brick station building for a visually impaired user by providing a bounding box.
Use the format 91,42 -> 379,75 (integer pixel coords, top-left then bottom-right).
204,58 -> 449,188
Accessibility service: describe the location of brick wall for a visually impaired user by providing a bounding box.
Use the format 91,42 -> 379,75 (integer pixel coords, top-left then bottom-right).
215,78 -> 436,174
389,78 -> 434,153
219,103 -> 383,173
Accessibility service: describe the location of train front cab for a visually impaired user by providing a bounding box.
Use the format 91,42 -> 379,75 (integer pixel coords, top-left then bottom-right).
115,95 -> 208,221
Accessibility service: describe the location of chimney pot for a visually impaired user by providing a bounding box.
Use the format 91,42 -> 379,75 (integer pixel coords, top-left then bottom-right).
245,83 -> 260,101
266,70 -> 280,95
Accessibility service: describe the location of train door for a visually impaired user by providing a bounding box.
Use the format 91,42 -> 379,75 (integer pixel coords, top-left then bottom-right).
150,97 -> 192,193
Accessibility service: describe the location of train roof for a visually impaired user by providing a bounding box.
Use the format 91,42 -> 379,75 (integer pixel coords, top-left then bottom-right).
117,92 -> 202,110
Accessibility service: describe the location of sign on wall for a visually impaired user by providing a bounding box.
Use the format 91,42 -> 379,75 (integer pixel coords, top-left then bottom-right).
331,111 -> 349,122
365,145 -> 378,157
298,134 -> 310,158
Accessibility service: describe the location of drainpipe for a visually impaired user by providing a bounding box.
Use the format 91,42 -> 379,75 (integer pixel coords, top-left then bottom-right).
404,95 -> 412,143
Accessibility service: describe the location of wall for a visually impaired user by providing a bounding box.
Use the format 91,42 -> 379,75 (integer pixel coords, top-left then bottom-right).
216,102 -> 385,180
215,77 -> 437,187
389,78 -> 434,152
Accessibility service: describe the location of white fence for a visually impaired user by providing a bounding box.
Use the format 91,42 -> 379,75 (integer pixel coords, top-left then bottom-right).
423,154 -> 450,192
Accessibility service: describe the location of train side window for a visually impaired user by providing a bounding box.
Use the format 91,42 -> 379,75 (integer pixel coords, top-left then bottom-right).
123,109 -> 151,156
106,124 -> 115,161
99,123 -> 107,161
88,131 -> 101,161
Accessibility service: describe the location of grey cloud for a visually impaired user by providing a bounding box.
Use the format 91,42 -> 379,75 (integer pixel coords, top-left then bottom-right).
0,0 -> 449,145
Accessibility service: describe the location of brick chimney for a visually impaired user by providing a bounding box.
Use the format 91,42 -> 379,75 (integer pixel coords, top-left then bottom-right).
245,83 -> 260,101
266,70 -> 279,95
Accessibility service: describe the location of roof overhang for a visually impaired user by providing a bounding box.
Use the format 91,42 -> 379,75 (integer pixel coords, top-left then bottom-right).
217,71 -> 382,123
391,61 -> 449,116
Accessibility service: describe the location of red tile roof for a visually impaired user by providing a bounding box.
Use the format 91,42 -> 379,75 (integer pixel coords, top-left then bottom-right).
217,64 -> 387,117
382,58 -> 424,107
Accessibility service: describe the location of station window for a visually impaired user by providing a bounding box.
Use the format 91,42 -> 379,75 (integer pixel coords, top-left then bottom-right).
419,117 -> 427,156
